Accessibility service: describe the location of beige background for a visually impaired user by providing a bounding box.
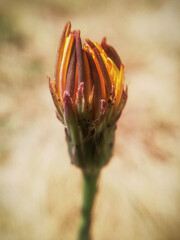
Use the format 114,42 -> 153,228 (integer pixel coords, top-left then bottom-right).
0,0 -> 180,239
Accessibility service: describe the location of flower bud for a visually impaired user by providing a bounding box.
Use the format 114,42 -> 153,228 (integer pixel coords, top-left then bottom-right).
49,22 -> 127,173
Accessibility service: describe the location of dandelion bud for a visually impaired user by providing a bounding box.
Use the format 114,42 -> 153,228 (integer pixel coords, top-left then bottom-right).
49,22 -> 127,173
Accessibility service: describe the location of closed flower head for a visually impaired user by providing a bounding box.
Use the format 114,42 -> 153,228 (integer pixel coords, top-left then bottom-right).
49,22 -> 127,172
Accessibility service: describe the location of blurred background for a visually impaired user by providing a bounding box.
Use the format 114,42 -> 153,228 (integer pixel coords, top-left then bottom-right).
0,0 -> 180,239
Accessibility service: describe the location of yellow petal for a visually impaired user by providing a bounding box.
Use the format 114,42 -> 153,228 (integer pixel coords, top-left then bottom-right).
55,22 -> 71,98
59,34 -> 74,99
115,64 -> 124,106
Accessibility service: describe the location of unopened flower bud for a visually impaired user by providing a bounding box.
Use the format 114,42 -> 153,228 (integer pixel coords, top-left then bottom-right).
49,22 -> 127,173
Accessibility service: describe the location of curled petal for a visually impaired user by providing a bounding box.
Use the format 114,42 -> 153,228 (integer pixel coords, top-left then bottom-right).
115,64 -> 124,106
86,50 -> 102,120
66,43 -> 76,99
93,47 -> 112,97
59,34 -> 75,99
85,38 -> 96,49
83,50 -> 93,104
55,21 -> 71,97
75,31 -> 85,86
101,37 -> 121,70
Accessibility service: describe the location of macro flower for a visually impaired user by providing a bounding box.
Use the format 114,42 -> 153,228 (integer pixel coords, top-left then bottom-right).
49,21 -> 127,173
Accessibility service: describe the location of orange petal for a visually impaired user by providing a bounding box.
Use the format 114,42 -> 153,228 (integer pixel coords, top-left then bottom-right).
66,44 -> 76,98
59,34 -> 75,99
101,37 -> 121,70
83,50 -> 93,104
93,47 -> 112,97
55,22 -> 71,97
75,31 -> 85,86
85,49 -> 102,119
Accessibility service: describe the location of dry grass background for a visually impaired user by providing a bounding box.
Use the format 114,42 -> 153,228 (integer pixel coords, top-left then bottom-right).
0,0 -> 180,239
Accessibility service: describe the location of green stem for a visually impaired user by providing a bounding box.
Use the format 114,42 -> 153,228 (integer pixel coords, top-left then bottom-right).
78,170 -> 100,240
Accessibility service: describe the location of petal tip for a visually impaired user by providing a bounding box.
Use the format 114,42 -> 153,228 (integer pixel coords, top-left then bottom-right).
63,91 -> 71,103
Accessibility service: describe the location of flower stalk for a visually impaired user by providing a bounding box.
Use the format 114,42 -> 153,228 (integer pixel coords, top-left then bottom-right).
79,171 -> 100,240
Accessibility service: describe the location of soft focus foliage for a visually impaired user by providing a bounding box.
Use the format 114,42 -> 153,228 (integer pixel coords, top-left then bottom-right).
0,0 -> 180,240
